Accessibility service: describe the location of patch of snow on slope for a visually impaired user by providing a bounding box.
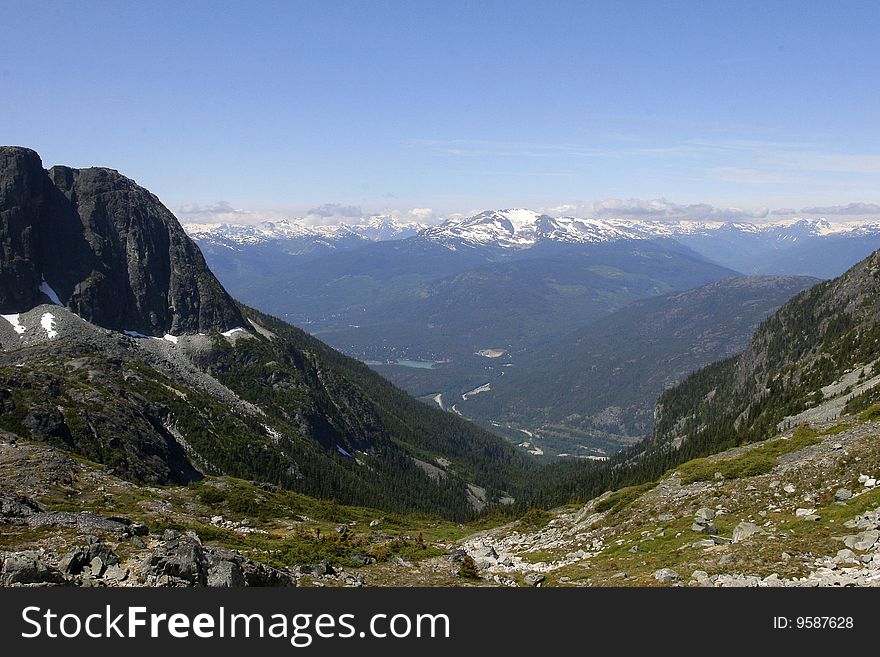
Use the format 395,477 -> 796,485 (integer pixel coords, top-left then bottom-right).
222,327 -> 245,337
337,445 -> 352,457
163,334 -> 179,344
40,312 -> 57,339
1,314 -> 25,335
39,277 -> 62,305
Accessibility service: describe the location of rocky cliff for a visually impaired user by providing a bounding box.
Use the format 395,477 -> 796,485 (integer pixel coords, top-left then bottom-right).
0,146 -> 244,335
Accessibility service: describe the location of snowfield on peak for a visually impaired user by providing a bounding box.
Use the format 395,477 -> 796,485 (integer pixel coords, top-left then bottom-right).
420,209 -> 642,249
184,215 -> 426,247
419,210 -> 880,250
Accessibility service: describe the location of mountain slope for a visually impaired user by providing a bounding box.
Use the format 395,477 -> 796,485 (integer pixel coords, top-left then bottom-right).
0,147 -> 530,519
648,248 -> 880,461
317,241 -> 738,362
461,276 -> 817,456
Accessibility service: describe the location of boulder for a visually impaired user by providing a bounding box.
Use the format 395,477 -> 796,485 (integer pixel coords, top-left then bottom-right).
694,508 -> 716,523
653,568 -> 679,583
58,540 -> 119,578
835,488 -> 853,501
103,564 -> 128,582
732,522 -> 764,544
692,522 -> 718,535
844,530 -> 880,552
300,560 -> 334,577
447,548 -> 467,563
1,550 -> 63,585
524,573 -> 545,587
690,570 -> 713,587
207,560 -> 245,588
0,494 -> 43,518
351,554 -> 376,566
835,549 -> 858,564
140,531 -> 208,586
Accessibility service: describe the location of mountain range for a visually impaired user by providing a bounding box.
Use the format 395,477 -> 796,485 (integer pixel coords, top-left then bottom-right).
187,207 -> 880,278
186,207 -> 880,456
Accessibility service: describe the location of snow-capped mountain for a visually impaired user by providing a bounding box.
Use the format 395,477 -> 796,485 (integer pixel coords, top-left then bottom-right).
346,216 -> 426,241
418,209 -> 880,250
183,215 -> 425,249
419,209 -> 639,249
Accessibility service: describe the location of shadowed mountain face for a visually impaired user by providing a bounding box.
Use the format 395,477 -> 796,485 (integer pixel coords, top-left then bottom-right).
0,147 -> 244,335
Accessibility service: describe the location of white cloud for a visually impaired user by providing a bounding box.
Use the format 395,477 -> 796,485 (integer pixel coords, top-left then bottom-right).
306,203 -> 364,218
300,204 -> 439,227
388,207 -> 437,224
544,198 -> 769,222
176,201 -> 270,224
797,202 -> 880,216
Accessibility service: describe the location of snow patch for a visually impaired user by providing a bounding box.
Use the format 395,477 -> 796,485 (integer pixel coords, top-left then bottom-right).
222,327 -> 245,337
337,445 -> 352,457
163,334 -> 179,344
39,277 -> 62,305
1,314 -> 25,335
123,330 -> 151,339
40,312 -> 57,339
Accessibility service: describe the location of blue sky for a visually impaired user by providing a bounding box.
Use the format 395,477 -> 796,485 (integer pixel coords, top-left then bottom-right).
3,1 -> 879,222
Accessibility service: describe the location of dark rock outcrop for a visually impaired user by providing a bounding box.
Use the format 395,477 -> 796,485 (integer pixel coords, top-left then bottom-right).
0,550 -> 64,586
139,530 -> 295,587
0,146 -> 243,335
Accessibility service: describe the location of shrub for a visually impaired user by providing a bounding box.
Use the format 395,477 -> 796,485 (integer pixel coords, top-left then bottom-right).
458,555 -> 480,580
594,482 -> 657,515
198,487 -> 227,505
519,508 -> 551,529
